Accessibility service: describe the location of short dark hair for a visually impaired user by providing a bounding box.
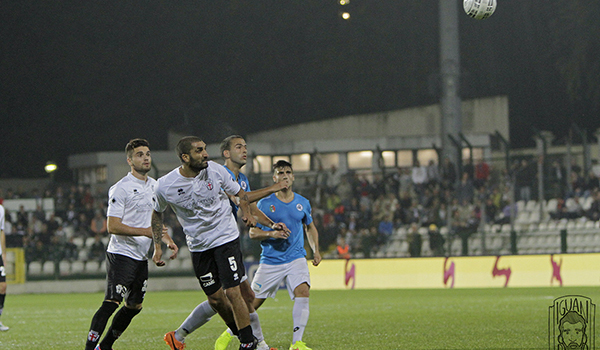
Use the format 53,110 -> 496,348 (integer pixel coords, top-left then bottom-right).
220,135 -> 244,158
176,136 -> 203,162
125,138 -> 150,158
273,160 -> 293,173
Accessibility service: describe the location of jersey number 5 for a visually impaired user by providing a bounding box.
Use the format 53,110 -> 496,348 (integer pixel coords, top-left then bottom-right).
228,256 -> 237,271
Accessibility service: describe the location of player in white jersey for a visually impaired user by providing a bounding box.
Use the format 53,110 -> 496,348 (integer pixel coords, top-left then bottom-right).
162,135 -> 288,350
85,139 -> 179,350
154,136 -> 280,350
0,204 -> 9,331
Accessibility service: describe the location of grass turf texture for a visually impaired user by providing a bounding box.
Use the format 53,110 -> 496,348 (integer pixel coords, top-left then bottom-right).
0,287 -> 598,349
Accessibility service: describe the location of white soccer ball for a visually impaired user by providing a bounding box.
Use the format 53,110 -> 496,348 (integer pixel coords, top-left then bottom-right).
463,0 -> 497,20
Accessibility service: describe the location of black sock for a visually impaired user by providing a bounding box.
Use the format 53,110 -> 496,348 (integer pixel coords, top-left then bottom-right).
227,322 -> 239,336
238,325 -> 254,344
85,301 -> 119,350
99,306 -> 141,349
0,293 -> 5,312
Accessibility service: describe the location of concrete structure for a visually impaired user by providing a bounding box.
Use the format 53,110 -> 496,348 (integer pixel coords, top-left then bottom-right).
67,95 -> 509,192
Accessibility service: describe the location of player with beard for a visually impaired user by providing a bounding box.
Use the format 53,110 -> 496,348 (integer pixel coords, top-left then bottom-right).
155,136 -> 285,350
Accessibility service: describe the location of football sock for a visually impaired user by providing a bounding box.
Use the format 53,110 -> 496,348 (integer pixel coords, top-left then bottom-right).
249,311 -> 264,343
85,301 -> 119,350
227,322 -> 240,336
292,297 -> 309,343
99,306 -> 141,349
238,324 -> 254,344
0,293 -> 5,316
176,300 -> 217,342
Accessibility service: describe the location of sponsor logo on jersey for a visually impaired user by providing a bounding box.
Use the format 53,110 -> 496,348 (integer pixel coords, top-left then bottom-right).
177,188 -> 185,195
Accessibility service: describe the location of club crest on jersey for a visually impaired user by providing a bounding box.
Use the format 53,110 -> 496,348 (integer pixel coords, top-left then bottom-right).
296,203 -> 303,211
241,182 -> 247,190
269,205 -> 276,212
206,180 -> 213,190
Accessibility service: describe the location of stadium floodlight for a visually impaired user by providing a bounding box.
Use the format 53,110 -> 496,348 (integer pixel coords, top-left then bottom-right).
44,161 -> 58,174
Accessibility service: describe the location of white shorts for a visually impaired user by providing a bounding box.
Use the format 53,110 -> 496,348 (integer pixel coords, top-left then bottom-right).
251,257 -> 310,301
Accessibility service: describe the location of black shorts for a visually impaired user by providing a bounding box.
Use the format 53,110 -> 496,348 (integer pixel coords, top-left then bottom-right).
192,238 -> 245,296
0,255 -> 5,283
105,252 -> 148,305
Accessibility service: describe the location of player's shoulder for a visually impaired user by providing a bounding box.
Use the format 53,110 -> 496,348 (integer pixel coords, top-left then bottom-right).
293,192 -> 310,204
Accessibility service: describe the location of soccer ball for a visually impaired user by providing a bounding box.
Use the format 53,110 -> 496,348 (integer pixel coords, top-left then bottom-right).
463,0 -> 496,20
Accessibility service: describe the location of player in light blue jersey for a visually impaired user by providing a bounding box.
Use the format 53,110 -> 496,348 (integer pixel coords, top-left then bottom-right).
249,160 -> 321,350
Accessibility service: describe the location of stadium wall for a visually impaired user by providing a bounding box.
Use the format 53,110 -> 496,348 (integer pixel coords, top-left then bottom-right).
8,253 -> 598,294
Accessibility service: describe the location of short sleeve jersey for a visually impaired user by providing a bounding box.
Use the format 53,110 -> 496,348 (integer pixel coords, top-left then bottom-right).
224,165 -> 250,218
256,192 -> 313,265
153,161 -> 241,252
106,172 -> 155,261
0,204 -> 4,255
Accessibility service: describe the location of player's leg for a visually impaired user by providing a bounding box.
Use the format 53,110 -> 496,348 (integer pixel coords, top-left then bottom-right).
286,259 -> 312,350
98,258 -> 147,350
216,239 -> 256,349
0,255 -> 8,331
170,300 -> 216,345
85,253 -> 123,350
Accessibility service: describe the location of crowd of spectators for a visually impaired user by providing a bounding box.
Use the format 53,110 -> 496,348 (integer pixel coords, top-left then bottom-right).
2,155 -> 600,276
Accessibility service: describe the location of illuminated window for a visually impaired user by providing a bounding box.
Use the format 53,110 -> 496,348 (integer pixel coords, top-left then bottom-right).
396,150 -> 413,167
417,149 -> 438,166
462,147 -> 483,161
96,166 -> 107,183
253,156 -> 273,174
381,151 -> 396,168
317,153 -> 339,170
291,153 -> 310,172
348,151 -> 373,169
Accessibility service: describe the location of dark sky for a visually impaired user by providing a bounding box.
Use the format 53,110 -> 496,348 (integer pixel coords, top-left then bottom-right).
1,1 -> 598,181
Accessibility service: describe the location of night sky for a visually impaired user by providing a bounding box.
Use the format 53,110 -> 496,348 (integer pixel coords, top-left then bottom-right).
1,1 -> 598,181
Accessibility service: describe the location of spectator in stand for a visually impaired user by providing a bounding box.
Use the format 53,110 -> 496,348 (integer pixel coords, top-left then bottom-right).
63,236 -> 79,262
377,213 -> 394,247
474,159 -> 490,189
584,170 -> 599,196
587,190 -> 600,221
16,205 -> 28,227
427,224 -> 445,257
515,159 -> 535,203
406,223 -> 422,257
336,236 -> 351,260
359,227 -> 378,258
426,160 -> 440,188
456,172 -> 474,204
441,157 -> 457,190
547,160 -> 566,199
87,234 -> 106,269
463,158 -> 475,181
336,176 -> 354,208
411,160 -> 428,200
404,199 -> 422,225
90,210 -> 108,237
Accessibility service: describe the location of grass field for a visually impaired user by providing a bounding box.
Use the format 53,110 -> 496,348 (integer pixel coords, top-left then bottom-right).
0,286 -> 598,349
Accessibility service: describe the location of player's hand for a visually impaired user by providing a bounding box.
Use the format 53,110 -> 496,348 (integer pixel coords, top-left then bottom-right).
312,251 -> 322,266
275,180 -> 290,191
242,215 -> 257,228
153,245 -> 165,267
167,242 -> 179,260
270,229 -> 289,239
272,222 -> 290,234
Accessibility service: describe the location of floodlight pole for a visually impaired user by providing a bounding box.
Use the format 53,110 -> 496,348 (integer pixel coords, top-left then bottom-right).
439,0 -> 463,182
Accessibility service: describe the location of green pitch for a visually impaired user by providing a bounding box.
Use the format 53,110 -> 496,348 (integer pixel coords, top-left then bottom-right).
0,286 -> 598,349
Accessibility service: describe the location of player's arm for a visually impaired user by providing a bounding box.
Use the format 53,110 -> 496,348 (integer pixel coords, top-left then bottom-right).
107,216 -> 152,237
249,225 -> 290,241
160,227 -> 179,260
0,229 -> 5,261
248,202 -> 290,233
236,188 -> 257,228
245,181 -> 289,203
151,210 -> 166,266
305,222 -> 321,266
